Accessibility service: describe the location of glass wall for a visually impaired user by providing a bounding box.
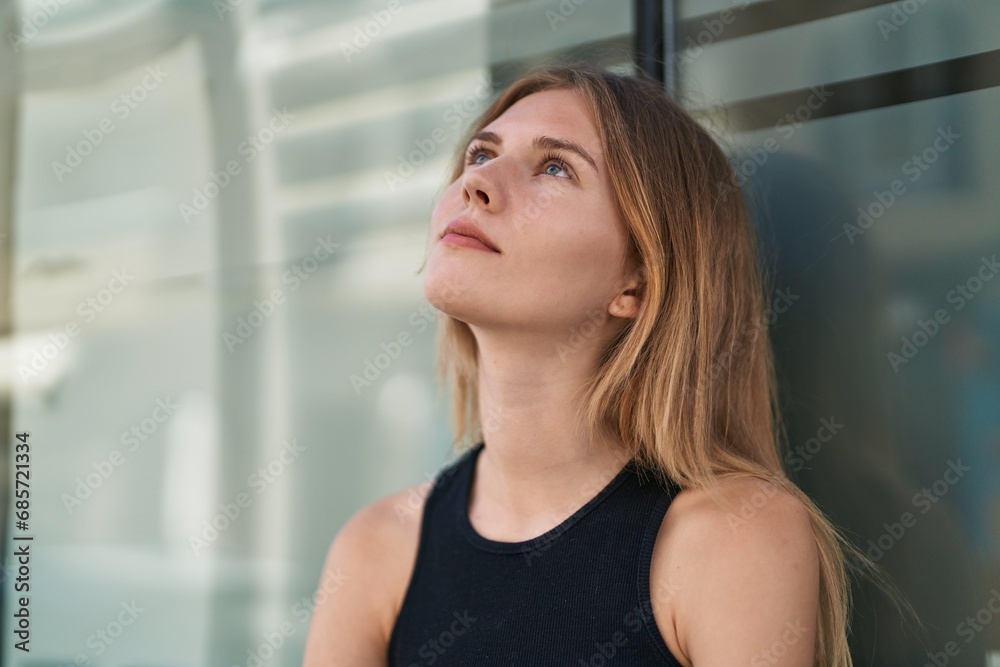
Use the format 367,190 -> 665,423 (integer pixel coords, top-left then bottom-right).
0,0 -> 635,665
676,0 -> 1000,663
3,0 -> 997,664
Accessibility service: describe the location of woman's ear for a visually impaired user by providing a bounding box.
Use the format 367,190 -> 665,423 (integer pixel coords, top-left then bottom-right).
608,268 -> 644,319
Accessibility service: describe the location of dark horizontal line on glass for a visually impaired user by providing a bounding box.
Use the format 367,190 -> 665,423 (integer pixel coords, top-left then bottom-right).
490,35 -> 634,92
680,0 -> 899,45
696,48 -> 1000,132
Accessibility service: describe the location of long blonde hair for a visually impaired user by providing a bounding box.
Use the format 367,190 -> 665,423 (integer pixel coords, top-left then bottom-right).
425,61 -> 918,666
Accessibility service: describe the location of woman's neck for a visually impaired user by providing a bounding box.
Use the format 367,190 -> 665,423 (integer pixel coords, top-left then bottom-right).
465,326 -> 631,540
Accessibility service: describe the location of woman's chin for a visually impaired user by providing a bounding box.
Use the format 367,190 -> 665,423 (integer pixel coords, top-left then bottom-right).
422,287 -> 489,327
423,267 -> 472,310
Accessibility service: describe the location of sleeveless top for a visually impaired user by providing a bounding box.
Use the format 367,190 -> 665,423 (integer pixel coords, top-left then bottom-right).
387,441 -> 686,666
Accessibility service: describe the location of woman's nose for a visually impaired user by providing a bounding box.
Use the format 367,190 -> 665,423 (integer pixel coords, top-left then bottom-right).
461,159 -> 506,210
466,185 -> 489,206
462,170 -> 492,207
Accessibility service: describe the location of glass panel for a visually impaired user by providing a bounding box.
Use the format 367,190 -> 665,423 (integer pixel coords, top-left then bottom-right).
1,0 -> 634,665
678,0 -> 1000,662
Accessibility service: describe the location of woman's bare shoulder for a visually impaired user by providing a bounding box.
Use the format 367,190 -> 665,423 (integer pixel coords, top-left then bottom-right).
302,481 -> 432,666
331,481 -> 433,618
346,480 -> 435,549
648,475 -> 819,667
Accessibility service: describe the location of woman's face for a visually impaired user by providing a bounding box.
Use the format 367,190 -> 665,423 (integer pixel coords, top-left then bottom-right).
423,87 -> 637,336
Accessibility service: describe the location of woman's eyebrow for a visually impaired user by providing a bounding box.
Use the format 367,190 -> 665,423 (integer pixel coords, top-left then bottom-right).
468,130 -> 599,175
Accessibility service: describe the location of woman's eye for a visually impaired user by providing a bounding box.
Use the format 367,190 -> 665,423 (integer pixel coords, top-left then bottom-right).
465,145 -> 490,166
542,160 -> 570,178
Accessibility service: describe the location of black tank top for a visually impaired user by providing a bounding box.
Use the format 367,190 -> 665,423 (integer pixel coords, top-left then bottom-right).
387,441 -> 686,666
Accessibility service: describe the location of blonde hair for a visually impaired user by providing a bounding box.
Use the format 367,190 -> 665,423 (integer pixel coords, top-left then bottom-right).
422,61 -> 919,666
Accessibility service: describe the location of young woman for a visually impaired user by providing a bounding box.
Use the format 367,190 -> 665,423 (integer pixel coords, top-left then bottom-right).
303,62 -> 874,666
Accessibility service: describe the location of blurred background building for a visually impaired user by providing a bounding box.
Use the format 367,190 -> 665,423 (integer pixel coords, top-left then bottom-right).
0,0 -> 997,665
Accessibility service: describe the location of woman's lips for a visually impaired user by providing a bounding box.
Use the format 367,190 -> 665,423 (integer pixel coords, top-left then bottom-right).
440,218 -> 500,252
441,233 -> 501,253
